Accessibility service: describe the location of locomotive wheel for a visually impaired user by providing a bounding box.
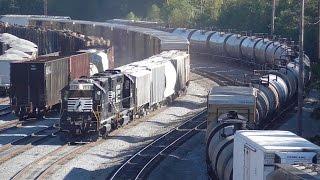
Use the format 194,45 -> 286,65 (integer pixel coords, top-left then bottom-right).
18,116 -> 26,121
17,112 -> 26,121
35,110 -> 44,119
37,112 -> 44,119
206,162 -> 215,179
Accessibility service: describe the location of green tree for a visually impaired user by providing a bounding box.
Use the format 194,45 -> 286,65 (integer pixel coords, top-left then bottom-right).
217,0 -> 270,33
275,0 -> 318,59
126,11 -> 140,21
147,4 -> 161,21
162,0 -> 196,27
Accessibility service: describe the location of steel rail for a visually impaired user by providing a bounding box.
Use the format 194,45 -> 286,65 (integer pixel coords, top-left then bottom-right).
0,126 -> 59,165
109,110 -> 207,180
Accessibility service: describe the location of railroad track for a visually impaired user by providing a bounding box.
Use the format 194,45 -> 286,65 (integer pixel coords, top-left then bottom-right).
0,119 -> 20,132
109,110 -> 207,180
0,105 -> 11,117
191,68 -> 244,86
0,126 -> 59,165
0,110 -> 58,133
108,68 -> 236,179
0,97 -> 9,104
11,139 -> 104,180
0,118 -> 41,133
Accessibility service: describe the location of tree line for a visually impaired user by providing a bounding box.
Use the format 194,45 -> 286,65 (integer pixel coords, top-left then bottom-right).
0,0 -> 318,59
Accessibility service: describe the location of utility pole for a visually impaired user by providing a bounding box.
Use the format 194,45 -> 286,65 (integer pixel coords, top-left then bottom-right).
297,0 -> 305,136
9,0 -> 18,13
200,0 -> 204,14
271,0 -> 276,35
44,0 -> 48,15
318,0 -> 320,62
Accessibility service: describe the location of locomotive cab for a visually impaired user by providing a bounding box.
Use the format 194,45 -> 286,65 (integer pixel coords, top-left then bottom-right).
60,70 -> 133,137
60,79 -> 105,136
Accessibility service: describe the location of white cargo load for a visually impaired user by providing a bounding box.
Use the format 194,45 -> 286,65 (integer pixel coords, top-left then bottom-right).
5,48 -> 32,59
233,130 -> 320,180
0,33 -> 38,58
79,49 -> 110,72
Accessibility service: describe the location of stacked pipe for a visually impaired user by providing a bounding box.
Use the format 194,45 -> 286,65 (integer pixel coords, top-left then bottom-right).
0,22 -> 111,56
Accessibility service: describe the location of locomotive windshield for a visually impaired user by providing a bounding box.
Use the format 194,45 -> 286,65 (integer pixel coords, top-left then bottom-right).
62,83 -> 96,101
68,90 -> 92,98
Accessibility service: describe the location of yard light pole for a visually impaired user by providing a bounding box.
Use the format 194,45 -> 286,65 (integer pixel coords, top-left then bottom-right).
297,0 -> 305,136
271,0 -> 276,35
318,0 -> 320,62
44,0 -> 48,15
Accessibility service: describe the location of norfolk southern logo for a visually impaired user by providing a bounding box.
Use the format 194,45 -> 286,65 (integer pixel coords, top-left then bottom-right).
74,100 -> 84,111
76,101 -> 82,110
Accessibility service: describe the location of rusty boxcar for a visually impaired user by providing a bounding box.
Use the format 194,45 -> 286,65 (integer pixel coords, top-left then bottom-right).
10,53 -> 90,120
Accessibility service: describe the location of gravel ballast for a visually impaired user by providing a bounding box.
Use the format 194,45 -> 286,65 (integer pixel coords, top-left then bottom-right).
44,72 -> 217,180
149,132 -> 207,180
0,136 -> 65,179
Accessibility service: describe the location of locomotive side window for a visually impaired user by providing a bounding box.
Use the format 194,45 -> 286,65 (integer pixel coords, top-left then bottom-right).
95,91 -> 101,100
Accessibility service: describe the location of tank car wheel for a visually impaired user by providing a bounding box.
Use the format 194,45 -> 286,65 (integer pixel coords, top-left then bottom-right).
100,127 -> 109,139
206,162 -> 214,179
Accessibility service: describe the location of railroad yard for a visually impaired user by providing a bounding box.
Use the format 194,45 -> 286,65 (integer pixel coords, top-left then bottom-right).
0,13 -> 319,180
0,71 -> 216,179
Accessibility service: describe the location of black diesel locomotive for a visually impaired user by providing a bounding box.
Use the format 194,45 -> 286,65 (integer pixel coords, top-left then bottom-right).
60,51 -> 190,137
60,70 -> 132,137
